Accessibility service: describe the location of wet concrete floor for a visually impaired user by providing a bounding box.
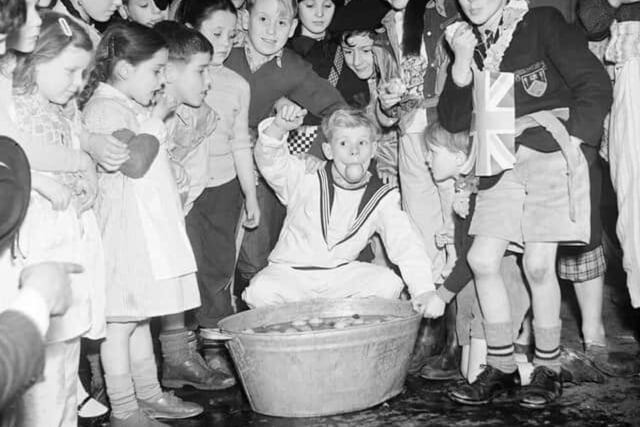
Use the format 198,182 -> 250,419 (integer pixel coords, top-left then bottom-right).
166,278 -> 640,427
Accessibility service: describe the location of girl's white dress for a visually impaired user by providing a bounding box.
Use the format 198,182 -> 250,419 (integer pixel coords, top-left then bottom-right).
82,83 -> 200,320
12,94 -> 106,342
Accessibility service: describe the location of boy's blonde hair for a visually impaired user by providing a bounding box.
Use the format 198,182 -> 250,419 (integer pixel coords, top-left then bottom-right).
321,108 -> 381,144
424,121 -> 471,156
246,0 -> 297,19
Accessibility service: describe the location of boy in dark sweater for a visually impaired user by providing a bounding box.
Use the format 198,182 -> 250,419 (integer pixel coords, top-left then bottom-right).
225,0 -> 347,288
438,0 -> 611,408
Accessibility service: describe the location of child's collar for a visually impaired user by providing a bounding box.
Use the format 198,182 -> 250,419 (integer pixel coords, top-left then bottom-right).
243,41 -> 284,73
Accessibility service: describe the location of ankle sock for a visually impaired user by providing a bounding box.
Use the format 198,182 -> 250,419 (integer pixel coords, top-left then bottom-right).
131,357 -> 163,402
104,374 -> 138,419
484,321 -> 517,374
533,322 -> 562,373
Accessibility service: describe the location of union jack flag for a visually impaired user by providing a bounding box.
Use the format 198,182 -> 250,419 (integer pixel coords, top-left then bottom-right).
470,70 -> 516,177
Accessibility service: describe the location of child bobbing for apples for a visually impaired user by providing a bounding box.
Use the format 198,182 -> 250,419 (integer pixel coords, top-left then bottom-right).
242,103 -> 445,320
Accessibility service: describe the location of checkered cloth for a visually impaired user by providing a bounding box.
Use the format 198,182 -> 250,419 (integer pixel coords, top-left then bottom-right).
558,245 -> 607,282
287,125 -> 318,155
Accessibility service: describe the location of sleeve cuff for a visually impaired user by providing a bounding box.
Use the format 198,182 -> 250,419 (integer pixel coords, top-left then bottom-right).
9,288 -> 50,337
257,117 -> 289,147
436,285 -> 457,304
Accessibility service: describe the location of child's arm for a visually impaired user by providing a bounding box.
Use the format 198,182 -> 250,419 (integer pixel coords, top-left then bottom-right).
230,79 -> 260,228
287,54 -> 347,119
375,191 -> 445,318
544,8 -> 613,148
436,23 -> 477,133
254,105 -> 307,206
31,172 -> 72,211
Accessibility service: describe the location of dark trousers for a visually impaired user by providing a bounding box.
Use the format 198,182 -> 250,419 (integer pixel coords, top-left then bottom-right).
186,179 -> 243,328
236,179 -> 286,281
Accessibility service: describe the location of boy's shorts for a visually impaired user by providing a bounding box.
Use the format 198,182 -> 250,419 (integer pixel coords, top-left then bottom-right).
470,146 -> 590,249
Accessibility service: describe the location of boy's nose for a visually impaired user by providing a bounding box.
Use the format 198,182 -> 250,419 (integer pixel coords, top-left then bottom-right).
266,22 -> 276,35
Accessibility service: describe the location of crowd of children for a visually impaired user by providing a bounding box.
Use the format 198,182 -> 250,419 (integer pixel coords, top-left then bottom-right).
0,0 -> 639,425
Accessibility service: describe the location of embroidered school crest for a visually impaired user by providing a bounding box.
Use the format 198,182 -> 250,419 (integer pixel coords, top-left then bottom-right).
518,62 -> 548,98
470,70 -> 516,177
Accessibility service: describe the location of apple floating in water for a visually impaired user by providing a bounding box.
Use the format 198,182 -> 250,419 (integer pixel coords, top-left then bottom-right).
344,163 -> 364,183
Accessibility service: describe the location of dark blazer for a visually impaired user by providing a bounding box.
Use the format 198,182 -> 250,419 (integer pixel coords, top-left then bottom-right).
0,311 -> 45,422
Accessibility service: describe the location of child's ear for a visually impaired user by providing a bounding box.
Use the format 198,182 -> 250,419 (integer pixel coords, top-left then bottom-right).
240,9 -> 250,31
114,60 -> 131,81
321,142 -> 334,160
288,18 -> 298,38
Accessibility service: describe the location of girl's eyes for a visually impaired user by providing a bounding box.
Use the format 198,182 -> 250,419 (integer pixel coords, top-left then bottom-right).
278,20 -> 287,26
339,141 -> 346,146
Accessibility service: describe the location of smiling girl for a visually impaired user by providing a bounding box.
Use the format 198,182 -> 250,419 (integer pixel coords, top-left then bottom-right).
11,12 -> 104,426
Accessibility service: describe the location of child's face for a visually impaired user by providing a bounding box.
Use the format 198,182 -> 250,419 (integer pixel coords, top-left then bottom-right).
35,45 -> 92,106
81,0 -> 123,22
385,0 -> 409,11
126,48 -> 168,106
168,52 -> 212,108
246,0 -> 297,57
458,0 -> 508,26
298,0 -> 335,38
199,10 -> 237,66
342,34 -> 375,80
122,0 -> 168,27
322,126 -> 377,186
6,0 -> 41,54
425,144 -> 465,182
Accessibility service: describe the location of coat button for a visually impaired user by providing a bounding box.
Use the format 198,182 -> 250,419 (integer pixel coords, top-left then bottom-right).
426,31 -> 432,37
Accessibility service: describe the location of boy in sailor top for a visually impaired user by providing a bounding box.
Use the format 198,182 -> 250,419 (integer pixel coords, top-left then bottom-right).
242,105 -> 445,320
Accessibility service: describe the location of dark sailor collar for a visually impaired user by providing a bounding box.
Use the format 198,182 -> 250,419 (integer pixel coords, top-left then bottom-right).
318,161 -> 395,249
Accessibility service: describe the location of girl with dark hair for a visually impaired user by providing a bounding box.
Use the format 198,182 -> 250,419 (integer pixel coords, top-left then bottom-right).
286,0 -> 370,155
81,21 -> 203,426
10,12 -> 103,426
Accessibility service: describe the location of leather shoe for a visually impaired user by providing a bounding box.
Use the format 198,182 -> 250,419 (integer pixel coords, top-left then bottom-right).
110,409 -> 170,427
139,391 -> 203,419
162,352 -> 233,390
519,366 -> 562,408
585,344 -> 640,377
449,365 -> 520,405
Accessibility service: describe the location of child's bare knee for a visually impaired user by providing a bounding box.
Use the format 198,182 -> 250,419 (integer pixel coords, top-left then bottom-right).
467,247 -> 501,277
523,255 -> 554,284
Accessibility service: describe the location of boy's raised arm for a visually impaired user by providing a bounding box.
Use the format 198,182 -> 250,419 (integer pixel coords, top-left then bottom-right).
254,106 -> 308,206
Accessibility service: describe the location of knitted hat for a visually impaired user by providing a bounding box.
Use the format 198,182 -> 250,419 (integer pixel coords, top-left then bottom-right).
0,136 -> 30,252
